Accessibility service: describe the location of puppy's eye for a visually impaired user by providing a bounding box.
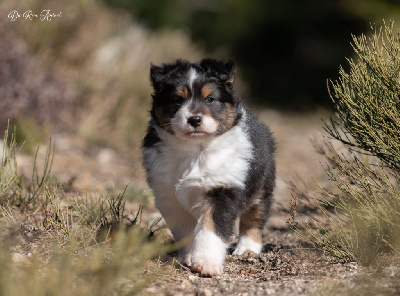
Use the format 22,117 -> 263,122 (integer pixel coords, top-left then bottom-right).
205,96 -> 215,104
174,96 -> 184,104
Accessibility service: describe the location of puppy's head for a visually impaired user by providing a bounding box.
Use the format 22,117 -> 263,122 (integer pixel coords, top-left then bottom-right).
150,59 -> 243,140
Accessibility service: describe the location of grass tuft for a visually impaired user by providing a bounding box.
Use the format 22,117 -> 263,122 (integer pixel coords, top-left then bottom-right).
0,123 -> 18,202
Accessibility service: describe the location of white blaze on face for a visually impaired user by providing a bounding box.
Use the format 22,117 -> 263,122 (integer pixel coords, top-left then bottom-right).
188,67 -> 198,91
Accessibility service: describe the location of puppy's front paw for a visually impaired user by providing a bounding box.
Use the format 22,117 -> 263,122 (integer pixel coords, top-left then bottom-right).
191,257 -> 223,276
191,228 -> 226,277
233,236 -> 262,255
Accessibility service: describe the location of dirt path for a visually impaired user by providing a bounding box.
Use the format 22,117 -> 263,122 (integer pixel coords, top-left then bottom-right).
16,110 -> 399,295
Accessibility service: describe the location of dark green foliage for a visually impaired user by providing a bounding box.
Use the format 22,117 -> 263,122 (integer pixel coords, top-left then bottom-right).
301,22 -> 400,264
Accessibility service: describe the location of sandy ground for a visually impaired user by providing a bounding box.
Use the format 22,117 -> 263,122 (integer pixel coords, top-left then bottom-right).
15,109 -> 400,295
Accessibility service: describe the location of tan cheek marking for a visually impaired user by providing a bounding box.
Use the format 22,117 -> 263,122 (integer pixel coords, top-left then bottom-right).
201,83 -> 214,99
176,85 -> 189,99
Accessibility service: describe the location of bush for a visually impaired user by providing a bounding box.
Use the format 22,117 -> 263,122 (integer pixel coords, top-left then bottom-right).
297,21 -> 400,264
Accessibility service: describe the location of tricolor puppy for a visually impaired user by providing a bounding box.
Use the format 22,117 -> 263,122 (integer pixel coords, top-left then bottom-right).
142,59 -> 276,276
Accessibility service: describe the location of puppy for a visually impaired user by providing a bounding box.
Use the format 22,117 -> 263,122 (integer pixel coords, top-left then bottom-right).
142,59 -> 276,276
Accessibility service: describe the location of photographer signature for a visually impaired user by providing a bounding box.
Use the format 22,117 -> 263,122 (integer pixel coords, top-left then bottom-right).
8,10 -> 62,21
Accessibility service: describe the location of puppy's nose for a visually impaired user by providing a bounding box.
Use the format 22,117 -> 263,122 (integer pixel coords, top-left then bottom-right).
187,116 -> 202,128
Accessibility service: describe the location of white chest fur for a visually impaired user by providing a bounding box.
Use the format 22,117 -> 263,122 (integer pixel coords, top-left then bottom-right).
143,118 -> 253,216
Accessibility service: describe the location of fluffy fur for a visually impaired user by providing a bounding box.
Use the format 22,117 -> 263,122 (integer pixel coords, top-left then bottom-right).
142,59 -> 276,276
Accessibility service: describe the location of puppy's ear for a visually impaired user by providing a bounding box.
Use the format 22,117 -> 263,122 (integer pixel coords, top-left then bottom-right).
150,64 -> 164,94
150,60 -> 187,94
199,59 -> 236,85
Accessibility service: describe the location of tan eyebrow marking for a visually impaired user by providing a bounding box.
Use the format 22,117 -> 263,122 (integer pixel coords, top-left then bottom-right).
201,83 -> 214,99
176,85 -> 189,99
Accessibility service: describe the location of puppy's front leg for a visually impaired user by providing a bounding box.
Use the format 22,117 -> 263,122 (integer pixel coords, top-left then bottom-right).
191,211 -> 227,276
191,187 -> 240,276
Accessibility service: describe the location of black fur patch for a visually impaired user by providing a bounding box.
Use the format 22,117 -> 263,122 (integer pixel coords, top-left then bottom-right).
142,122 -> 160,148
206,186 -> 243,241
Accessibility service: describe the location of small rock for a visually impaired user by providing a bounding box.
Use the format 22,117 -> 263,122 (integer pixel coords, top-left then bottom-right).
197,288 -> 212,296
34,215 -> 44,223
246,257 -> 258,264
97,148 -> 116,164
297,287 -> 304,293
266,288 -> 276,294
12,253 -> 28,264
271,256 -> 282,266
188,275 -> 197,282
144,286 -> 158,294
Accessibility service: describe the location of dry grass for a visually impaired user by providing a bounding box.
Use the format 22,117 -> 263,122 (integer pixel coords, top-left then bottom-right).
0,126 -> 169,295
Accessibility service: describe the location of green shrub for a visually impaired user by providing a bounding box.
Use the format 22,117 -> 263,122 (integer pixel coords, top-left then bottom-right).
326,21 -> 400,171
297,21 -> 400,264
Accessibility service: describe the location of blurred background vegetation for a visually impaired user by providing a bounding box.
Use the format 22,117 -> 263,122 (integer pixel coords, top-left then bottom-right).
104,0 -> 400,109
1,0 -> 400,154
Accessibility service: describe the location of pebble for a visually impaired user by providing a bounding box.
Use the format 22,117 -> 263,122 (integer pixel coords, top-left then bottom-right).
197,288 -> 212,296
11,253 -> 28,264
266,288 -> 276,294
144,286 -> 158,294
97,148 -> 116,164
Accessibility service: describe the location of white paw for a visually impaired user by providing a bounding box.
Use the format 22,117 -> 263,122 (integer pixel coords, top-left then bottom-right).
191,258 -> 223,276
232,236 -> 262,255
191,228 -> 226,276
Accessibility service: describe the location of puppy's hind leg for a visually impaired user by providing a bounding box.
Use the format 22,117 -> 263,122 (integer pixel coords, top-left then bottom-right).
233,195 -> 271,255
156,199 -> 197,267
